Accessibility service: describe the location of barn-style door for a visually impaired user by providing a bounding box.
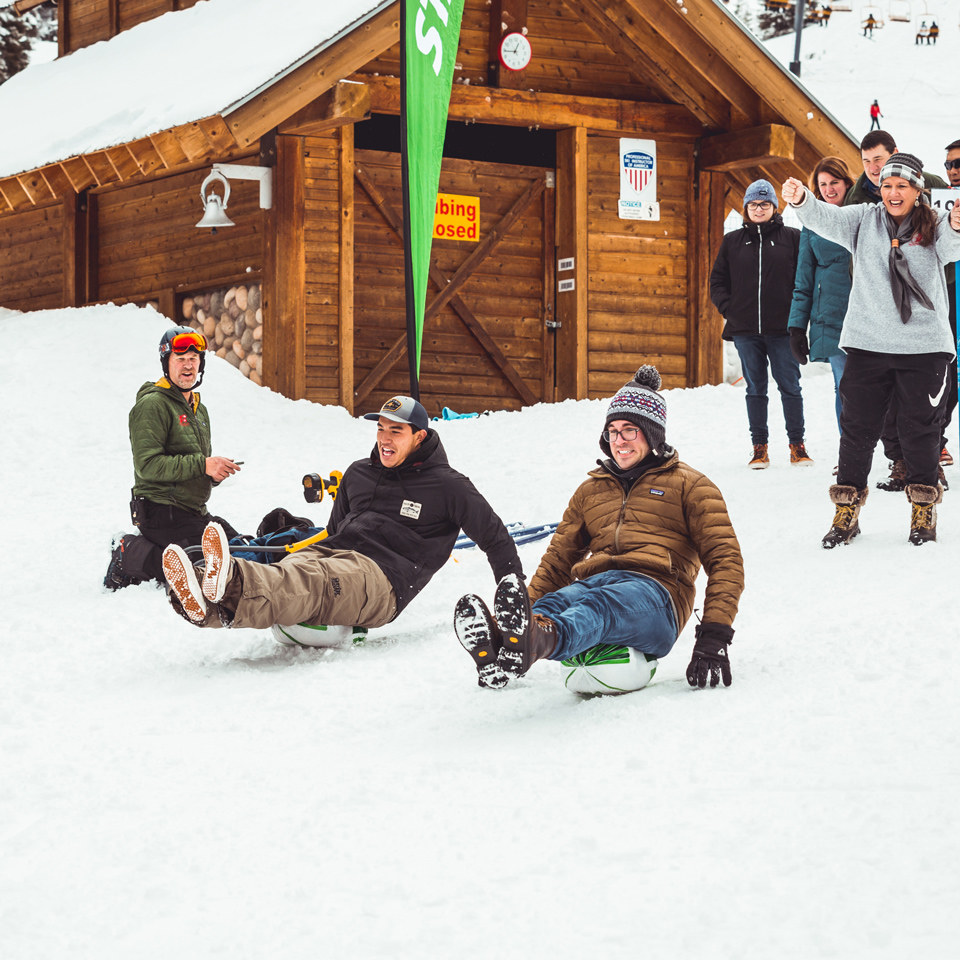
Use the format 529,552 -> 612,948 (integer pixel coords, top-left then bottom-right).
352,149 -> 555,414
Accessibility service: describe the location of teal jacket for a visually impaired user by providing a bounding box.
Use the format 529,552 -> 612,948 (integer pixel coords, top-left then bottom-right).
787,228 -> 852,361
129,379 -> 213,514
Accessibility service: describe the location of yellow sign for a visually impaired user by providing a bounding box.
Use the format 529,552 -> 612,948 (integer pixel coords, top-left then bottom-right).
433,193 -> 479,241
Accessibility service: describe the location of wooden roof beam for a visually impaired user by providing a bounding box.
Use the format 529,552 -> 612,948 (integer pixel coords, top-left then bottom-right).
279,80 -> 371,136
569,0 -> 729,131
15,170 -> 55,205
700,124 -> 795,172
225,2 -> 400,148
363,75 -> 702,138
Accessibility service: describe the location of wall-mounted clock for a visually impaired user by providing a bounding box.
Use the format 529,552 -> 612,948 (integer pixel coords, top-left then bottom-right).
499,31 -> 532,72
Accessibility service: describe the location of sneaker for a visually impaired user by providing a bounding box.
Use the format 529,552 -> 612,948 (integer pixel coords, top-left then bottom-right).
789,442 -> 814,465
200,522 -> 232,603
454,594 -> 508,689
941,447 -> 953,467
162,544 -> 207,624
493,573 -> 532,677
748,444 -> 769,469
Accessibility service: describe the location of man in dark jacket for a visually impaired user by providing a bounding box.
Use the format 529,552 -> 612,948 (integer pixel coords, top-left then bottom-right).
162,396 -> 523,640
104,326 -> 241,590
453,366 -> 744,693
709,178 -> 809,469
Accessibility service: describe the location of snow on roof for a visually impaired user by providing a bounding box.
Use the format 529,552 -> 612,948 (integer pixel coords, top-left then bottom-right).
0,0 -> 392,179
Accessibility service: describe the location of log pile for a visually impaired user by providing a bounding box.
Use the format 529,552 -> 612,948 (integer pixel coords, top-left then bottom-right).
180,282 -> 263,385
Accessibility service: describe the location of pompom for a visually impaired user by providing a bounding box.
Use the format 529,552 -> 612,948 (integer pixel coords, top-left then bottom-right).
632,365 -> 661,391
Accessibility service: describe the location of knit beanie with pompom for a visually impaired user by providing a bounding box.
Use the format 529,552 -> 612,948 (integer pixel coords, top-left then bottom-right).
601,365 -> 667,456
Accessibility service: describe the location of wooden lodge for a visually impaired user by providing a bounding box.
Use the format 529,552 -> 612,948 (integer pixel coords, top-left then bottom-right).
0,0 -> 860,414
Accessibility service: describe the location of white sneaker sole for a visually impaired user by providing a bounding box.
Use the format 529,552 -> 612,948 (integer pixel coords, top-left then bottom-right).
200,522 -> 231,603
162,544 -> 207,624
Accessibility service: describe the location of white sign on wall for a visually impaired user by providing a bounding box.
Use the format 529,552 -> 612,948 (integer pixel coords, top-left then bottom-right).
618,138 -> 659,221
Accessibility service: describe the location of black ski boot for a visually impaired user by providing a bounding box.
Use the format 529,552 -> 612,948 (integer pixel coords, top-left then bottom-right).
822,485 -> 868,548
454,594 -> 508,689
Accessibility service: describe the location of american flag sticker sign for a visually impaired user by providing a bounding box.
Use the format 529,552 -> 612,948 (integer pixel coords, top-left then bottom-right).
623,152 -> 654,192
619,138 -> 659,221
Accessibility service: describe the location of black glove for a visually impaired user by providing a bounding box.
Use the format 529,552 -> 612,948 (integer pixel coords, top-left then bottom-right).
789,329 -> 809,365
686,623 -> 734,689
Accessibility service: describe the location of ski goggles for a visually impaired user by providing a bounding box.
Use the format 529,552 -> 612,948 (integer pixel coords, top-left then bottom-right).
170,331 -> 207,353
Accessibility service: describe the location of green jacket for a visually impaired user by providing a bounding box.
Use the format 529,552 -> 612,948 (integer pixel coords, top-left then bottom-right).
129,379 -> 213,514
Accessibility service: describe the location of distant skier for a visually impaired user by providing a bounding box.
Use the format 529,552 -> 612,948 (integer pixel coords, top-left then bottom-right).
869,99 -> 882,131
863,13 -> 877,37
928,21 -> 938,44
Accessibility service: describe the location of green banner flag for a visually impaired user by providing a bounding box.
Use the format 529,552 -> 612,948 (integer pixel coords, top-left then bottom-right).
401,0 -> 466,391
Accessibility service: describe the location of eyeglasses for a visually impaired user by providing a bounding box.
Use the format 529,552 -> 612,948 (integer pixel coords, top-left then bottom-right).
746,201 -> 773,211
171,331 -> 207,353
944,159 -> 960,172
604,426 -> 642,442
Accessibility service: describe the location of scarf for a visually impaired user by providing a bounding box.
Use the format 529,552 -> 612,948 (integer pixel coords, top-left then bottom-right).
884,208 -> 933,323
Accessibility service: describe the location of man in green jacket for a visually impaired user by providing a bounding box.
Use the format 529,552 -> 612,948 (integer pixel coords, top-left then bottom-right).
845,130 -> 947,207
104,326 -> 241,589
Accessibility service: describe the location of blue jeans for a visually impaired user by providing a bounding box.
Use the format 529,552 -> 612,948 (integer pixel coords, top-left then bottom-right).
828,352 -> 847,435
733,334 -> 805,444
531,570 -> 678,661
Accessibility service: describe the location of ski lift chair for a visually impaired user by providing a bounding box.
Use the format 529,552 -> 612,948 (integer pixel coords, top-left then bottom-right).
888,0 -> 911,21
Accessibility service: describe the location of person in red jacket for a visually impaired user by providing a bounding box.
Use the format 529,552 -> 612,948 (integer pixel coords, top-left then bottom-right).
869,100 -> 883,131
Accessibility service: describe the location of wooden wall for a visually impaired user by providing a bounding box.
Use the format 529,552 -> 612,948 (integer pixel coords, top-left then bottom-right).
94,164 -> 264,308
358,0 -> 659,102
0,202 -> 64,312
586,135 -> 693,395
60,0 -> 203,55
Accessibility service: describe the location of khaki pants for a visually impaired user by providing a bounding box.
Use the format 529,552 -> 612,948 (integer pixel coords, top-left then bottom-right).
219,546 -> 397,629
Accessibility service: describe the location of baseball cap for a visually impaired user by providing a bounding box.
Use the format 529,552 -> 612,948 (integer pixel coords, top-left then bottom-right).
363,395 -> 429,431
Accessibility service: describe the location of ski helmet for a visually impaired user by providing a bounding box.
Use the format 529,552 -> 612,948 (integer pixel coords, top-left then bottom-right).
159,325 -> 207,388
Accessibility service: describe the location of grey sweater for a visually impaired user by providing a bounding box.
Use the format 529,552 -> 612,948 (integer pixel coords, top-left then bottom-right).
792,191 -> 960,355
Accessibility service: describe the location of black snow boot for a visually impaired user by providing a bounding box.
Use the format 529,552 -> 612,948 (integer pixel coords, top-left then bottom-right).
103,534 -> 143,591
454,594 -> 508,689
905,483 -> 942,545
822,484 -> 868,548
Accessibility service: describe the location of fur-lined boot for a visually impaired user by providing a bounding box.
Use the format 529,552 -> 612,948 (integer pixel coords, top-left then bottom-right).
905,483 -> 942,546
822,484 -> 868,549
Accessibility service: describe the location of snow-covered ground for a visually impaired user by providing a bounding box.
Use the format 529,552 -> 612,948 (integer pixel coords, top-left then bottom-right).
2,9 -> 959,960
1,302 -> 956,959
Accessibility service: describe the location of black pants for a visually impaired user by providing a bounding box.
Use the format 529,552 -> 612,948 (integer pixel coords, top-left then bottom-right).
839,350 -> 951,489
882,284 -> 957,458
132,500 -> 238,582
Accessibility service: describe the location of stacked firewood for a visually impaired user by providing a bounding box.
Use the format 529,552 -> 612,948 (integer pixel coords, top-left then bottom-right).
180,282 -> 263,385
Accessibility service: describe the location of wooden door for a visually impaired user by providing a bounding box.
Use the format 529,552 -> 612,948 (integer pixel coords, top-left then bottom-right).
352,150 -> 554,415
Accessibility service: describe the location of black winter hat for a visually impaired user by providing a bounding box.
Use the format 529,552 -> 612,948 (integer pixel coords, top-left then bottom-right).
600,365 -> 667,455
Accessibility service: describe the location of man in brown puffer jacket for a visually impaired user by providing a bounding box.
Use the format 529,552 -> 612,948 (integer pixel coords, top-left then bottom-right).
454,365 -> 745,690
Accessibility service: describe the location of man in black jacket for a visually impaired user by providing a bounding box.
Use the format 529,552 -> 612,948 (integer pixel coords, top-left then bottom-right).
162,396 -> 523,645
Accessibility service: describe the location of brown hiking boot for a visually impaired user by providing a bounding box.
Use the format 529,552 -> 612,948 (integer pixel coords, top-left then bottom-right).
905,483 -> 942,545
876,459 -> 906,492
748,443 -> 769,469
789,442 -> 814,466
822,485 -> 868,549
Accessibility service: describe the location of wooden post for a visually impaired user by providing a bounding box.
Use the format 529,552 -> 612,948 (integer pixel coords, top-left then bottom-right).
338,125 -> 355,414
488,0 -> 529,89
262,135 -> 306,399
692,169 -> 726,385
62,192 -> 80,307
554,127 -> 588,400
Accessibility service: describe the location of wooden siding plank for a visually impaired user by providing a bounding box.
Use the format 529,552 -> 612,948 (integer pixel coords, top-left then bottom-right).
338,127 -> 354,412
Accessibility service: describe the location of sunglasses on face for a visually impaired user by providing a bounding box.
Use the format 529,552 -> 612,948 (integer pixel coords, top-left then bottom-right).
945,159 -> 960,172
171,331 -> 207,353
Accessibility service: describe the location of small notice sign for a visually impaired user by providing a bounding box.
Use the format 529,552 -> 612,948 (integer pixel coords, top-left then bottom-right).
618,138 -> 659,221
433,193 -> 479,241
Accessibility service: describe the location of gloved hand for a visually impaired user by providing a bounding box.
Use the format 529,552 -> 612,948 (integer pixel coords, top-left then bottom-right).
686,623 -> 734,688
789,329 -> 809,365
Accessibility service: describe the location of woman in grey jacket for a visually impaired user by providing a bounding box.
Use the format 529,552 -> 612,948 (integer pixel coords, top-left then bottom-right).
782,153 -> 960,546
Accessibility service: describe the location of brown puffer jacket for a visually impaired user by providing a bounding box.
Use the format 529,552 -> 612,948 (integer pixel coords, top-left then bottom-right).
528,450 -> 744,631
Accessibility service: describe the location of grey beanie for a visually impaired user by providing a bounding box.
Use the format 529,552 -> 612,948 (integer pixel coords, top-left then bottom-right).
880,152 -> 925,190
601,365 -> 667,455
743,178 -> 779,209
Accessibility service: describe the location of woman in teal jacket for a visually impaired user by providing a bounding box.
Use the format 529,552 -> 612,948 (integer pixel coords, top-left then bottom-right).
788,156 -> 855,433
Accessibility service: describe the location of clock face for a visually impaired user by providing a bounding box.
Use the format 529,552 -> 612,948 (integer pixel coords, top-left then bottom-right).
499,32 -> 532,72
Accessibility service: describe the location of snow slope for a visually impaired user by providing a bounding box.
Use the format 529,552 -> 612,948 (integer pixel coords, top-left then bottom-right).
1,303 -> 956,959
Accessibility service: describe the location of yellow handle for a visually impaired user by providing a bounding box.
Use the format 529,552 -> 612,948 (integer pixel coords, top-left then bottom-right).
284,529 -> 329,554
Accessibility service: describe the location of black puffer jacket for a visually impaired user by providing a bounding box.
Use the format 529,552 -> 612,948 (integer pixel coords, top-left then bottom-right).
324,430 -> 522,613
709,214 -> 801,340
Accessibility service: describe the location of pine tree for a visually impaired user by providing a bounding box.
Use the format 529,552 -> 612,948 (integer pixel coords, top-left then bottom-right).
0,1 -> 57,85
